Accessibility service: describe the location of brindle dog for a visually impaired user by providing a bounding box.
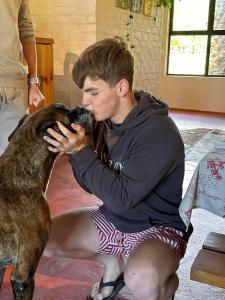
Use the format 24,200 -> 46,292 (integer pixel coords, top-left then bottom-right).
0,103 -> 91,299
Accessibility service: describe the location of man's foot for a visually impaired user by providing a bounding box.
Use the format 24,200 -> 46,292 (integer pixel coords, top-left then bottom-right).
87,273 -> 125,300
88,254 -> 127,299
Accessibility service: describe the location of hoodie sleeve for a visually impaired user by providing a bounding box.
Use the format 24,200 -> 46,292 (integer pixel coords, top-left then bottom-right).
18,0 -> 35,44
69,125 -> 184,214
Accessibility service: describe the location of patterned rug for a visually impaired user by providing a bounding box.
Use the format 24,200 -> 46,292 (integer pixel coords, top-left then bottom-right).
180,128 -> 225,157
180,128 -> 213,153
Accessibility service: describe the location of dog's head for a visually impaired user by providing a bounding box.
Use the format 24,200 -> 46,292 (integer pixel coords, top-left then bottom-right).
36,104 -> 92,139
8,103 -> 92,143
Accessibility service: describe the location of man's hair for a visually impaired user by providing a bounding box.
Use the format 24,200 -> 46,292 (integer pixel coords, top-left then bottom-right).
72,36 -> 134,89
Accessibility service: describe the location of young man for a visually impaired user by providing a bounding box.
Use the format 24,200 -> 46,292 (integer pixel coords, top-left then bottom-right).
0,0 -> 44,154
44,37 -> 191,300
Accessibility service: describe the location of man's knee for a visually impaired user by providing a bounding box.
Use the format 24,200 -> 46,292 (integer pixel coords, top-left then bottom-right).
124,265 -> 179,300
124,266 -> 160,299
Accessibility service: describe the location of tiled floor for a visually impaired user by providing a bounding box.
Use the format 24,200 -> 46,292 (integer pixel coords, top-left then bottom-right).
1,110 -> 225,299
170,109 -> 225,131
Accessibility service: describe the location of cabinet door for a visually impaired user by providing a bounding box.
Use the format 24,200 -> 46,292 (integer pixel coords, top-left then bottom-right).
30,38 -> 54,112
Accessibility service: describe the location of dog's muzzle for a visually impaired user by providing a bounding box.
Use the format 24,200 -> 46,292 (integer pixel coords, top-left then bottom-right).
67,106 -> 92,135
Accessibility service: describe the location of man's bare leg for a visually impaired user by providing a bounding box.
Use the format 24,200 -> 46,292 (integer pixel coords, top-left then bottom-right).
44,208 -> 126,299
123,239 -> 180,300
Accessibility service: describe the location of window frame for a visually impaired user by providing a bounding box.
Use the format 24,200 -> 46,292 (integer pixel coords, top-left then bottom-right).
167,0 -> 225,77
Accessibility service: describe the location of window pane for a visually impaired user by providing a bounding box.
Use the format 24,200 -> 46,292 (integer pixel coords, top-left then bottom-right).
168,36 -> 207,75
214,0 -> 225,30
173,0 -> 210,31
209,35 -> 225,75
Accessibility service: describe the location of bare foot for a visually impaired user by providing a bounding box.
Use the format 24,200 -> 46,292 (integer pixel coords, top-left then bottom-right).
90,254 -> 128,299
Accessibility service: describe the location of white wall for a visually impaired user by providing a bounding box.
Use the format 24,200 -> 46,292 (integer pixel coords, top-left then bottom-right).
159,12 -> 225,113
96,0 -> 164,96
30,0 -> 164,107
30,0 -> 96,107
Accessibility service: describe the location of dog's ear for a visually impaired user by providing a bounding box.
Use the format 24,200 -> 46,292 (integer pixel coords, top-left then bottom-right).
8,114 -> 30,142
36,120 -> 58,138
37,120 -> 68,141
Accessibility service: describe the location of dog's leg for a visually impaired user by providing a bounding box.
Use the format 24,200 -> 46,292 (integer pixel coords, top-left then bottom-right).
11,276 -> 34,300
10,252 -> 41,300
0,267 -> 6,289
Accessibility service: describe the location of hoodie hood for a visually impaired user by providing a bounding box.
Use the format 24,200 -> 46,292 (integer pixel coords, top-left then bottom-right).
106,90 -> 169,132
104,91 -> 169,154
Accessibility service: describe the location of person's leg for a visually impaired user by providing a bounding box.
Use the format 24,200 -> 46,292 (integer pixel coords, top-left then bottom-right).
85,208 -> 127,299
0,87 -> 27,154
44,208 -> 127,300
124,238 -> 180,300
44,208 -> 101,259
88,254 -> 127,300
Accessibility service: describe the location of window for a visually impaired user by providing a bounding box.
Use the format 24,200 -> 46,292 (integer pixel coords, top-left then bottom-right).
167,0 -> 225,76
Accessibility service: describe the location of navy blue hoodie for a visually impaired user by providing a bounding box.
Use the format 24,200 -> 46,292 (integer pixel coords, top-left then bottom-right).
69,91 -> 187,233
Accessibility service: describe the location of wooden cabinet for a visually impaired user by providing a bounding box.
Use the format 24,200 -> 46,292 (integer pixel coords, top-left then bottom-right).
30,37 -> 54,112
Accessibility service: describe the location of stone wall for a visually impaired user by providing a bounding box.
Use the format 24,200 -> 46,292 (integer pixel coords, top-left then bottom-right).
30,0 -> 163,107
96,0 -> 163,95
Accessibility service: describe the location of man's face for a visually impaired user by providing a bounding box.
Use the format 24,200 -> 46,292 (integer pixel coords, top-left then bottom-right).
82,77 -> 122,123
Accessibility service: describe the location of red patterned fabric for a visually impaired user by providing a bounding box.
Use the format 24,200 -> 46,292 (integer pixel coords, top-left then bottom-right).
89,207 -> 186,260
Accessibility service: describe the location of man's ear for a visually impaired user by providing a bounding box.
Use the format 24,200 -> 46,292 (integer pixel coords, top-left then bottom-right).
118,79 -> 129,97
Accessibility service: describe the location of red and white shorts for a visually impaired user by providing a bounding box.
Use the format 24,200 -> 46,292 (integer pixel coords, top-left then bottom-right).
89,207 -> 186,261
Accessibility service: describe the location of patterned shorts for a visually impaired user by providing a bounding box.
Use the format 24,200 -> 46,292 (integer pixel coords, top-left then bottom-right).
89,207 -> 186,261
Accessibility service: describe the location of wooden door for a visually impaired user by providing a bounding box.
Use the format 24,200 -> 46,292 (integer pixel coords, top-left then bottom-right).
29,37 -> 54,112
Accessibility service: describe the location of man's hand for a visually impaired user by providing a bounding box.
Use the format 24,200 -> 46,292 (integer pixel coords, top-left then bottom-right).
43,122 -> 89,154
29,84 -> 44,108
